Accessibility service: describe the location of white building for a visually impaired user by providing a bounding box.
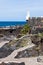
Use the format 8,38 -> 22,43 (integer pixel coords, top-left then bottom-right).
26,11 -> 30,21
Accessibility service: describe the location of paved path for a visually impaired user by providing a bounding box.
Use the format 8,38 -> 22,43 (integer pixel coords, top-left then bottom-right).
0,43 -> 35,61
0,42 -> 43,65
0,41 -> 9,48
19,57 -> 43,65
0,35 -> 43,65
0,57 -> 43,65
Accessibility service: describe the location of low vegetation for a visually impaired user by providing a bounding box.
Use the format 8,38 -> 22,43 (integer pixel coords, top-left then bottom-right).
37,32 -> 43,38
16,37 -> 29,49
21,24 -> 31,34
7,39 -> 19,46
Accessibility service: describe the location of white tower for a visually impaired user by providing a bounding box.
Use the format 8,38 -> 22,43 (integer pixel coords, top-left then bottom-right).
26,11 -> 30,21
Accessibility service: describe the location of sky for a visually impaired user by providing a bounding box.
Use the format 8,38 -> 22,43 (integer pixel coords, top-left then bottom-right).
0,0 -> 43,21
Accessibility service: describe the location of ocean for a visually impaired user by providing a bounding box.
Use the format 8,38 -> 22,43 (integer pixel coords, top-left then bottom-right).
0,21 -> 27,26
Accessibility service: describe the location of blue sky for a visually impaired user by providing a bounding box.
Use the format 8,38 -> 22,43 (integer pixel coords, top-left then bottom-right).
0,0 -> 43,21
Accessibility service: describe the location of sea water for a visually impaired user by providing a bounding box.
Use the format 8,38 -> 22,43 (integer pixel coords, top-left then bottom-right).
0,21 -> 27,26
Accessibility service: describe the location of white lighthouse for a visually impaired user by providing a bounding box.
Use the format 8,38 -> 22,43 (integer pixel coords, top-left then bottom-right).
26,11 -> 30,21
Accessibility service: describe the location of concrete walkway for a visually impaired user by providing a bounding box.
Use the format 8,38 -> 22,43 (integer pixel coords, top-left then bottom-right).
0,35 -> 43,65
0,57 -> 43,65
0,42 -> 43,65
0,41 -> 9,48
0,43 -> 35,60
